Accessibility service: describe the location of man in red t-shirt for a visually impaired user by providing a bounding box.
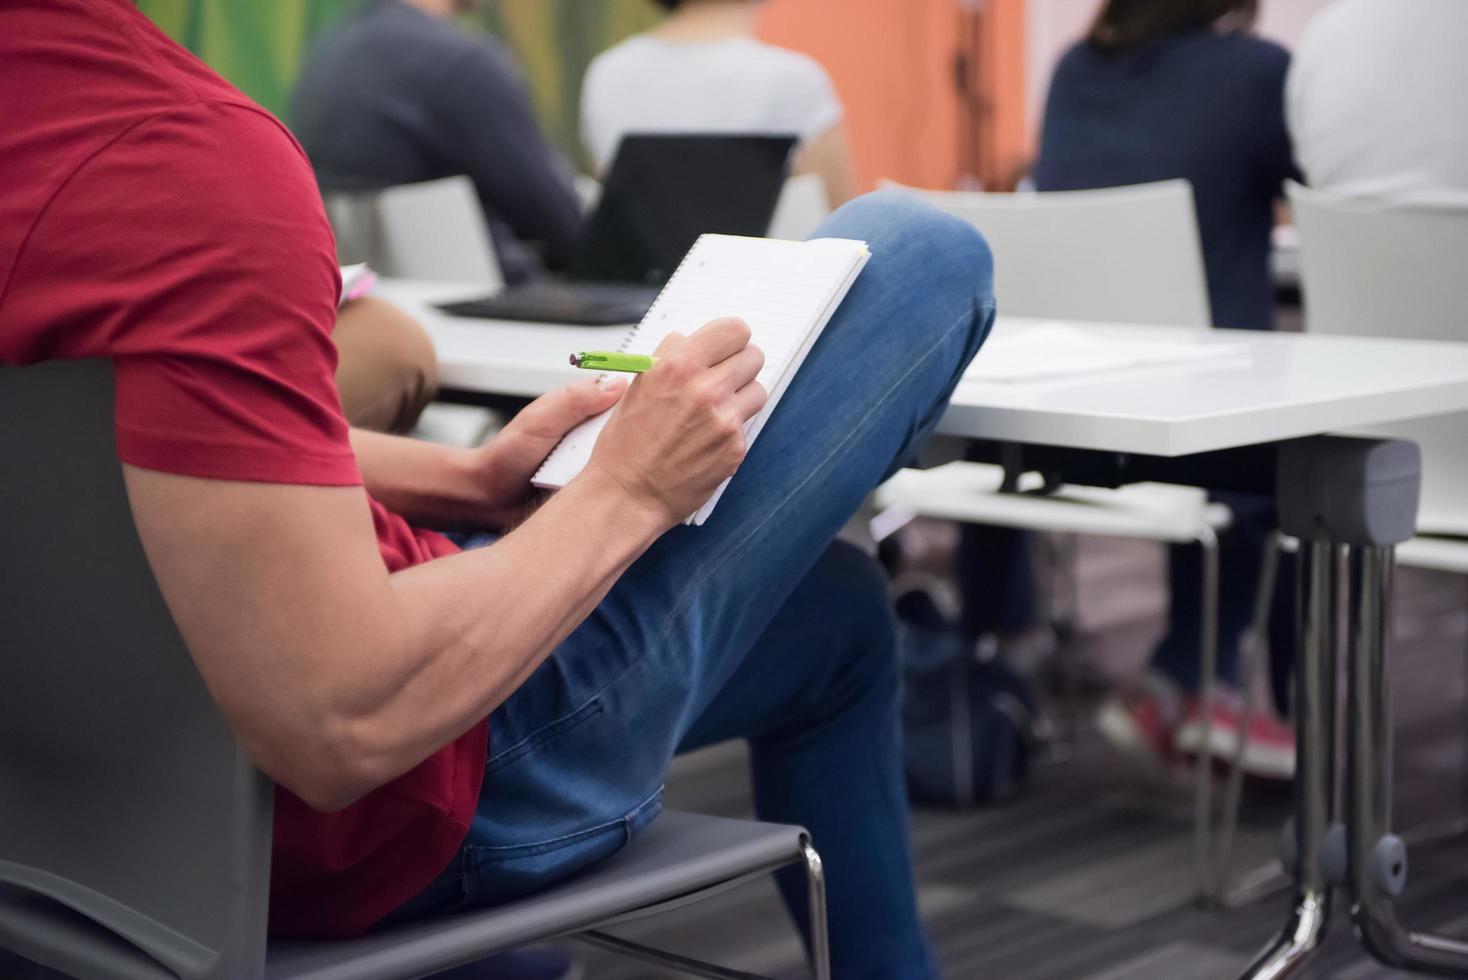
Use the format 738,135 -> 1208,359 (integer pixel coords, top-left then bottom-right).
2,2 -> 994,975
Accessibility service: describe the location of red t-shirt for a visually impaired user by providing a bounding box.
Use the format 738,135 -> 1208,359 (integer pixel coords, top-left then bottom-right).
0,0 -> 487,938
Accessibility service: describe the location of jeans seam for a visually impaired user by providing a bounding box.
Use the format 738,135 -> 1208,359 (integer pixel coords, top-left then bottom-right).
622,783 -> 665,836
486,696 -> 604,774
461,784 -> 664,856
457,845 -> 479,908
461,819 -> 621,856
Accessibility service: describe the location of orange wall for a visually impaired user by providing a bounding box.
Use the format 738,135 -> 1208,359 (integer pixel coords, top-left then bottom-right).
756,0 -> 1029,191
756,0 -> 960,191
980,0 -> 1031,187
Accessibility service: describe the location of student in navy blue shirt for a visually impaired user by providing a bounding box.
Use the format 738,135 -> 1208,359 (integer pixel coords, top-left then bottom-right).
1036,0 -> 1295,330
1037,0 -> 1298,778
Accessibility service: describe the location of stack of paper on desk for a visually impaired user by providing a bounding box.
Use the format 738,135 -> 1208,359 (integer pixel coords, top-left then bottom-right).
965,322 -> 1250,383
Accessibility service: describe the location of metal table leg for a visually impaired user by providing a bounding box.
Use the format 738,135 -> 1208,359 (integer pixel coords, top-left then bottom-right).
1213,532 -> 1290,906
1345,546 -> 1468,976
1239,435 -> 1434,979
1238,541 -> 1341,979
1194,527 -> 1221,901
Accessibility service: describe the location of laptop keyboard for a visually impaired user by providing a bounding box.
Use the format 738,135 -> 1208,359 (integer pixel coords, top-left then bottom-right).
436,282 -> 658,327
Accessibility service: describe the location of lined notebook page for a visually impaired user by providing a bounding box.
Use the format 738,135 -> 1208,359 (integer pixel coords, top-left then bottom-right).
533,234 -> 869,525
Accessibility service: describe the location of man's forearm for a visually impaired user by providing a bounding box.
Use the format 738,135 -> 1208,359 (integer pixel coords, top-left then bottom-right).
349,428 -> 492,529
126,459 -> 667,812
332,465 -> 666,800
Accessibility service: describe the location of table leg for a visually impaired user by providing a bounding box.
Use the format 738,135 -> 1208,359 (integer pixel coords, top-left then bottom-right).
1194,528 -> 1220,901
1346,546 -> 1468,975
1238,541 -> 1341,979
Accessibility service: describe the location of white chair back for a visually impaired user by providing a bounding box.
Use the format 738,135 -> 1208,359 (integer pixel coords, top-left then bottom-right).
768,174 -> 832,241
886,179 -> 1211,329
1289,180 -> 1468,535
323,175 -> 503,288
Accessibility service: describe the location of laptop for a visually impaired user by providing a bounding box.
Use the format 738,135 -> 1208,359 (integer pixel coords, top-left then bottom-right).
435,133 -> 798,326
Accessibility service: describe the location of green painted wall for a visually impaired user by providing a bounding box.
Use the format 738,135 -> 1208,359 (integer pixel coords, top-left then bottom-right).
135,0 -> 662,168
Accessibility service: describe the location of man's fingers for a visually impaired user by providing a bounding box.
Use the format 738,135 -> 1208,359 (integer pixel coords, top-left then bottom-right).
520,378 -> 624,434
726,380 -> 768,424
685,317 -> 752,366
707,343 -> 764,395
551,377 -> 624,419
651,331 -> 688,357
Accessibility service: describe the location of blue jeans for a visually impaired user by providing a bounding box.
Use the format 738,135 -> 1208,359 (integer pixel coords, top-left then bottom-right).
391,192 -> 995,978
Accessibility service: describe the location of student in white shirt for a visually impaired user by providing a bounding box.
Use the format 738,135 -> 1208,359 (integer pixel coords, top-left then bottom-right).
1287,0 -> 1468,206
580,0 -> 857,207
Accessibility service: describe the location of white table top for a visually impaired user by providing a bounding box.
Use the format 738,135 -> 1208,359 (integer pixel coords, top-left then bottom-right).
377,278 -> 1468,459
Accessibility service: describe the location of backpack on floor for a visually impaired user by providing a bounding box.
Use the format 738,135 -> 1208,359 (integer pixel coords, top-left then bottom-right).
895,579 -> 1041,806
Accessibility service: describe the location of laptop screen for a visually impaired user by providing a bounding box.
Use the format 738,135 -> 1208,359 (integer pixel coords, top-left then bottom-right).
571,133 -> 799,285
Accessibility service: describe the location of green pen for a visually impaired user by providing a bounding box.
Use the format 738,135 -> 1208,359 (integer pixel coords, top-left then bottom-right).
569,351 -> 658,373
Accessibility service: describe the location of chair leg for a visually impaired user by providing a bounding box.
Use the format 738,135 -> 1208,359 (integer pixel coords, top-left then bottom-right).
1194,528 -> 1221,902
1213,532 -> 1287,903
802,838 -> 831,980
1050,532 -> 1082,642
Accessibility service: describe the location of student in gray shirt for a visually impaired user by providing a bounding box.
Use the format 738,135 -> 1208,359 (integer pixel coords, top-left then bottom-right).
292,0 -> 584,285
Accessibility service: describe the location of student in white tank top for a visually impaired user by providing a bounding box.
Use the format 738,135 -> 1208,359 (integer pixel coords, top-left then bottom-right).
581,0 -> 856,206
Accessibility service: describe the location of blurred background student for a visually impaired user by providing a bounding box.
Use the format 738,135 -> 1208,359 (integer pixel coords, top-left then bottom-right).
292,0 -> 584,285
1287,0 -> 1468,206
580,0 -> 857,208
332,296 -> 439,434
1027,0 -> 1299,778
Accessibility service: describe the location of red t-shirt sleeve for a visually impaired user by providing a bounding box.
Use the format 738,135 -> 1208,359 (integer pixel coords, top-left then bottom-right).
8,100 -> 359,486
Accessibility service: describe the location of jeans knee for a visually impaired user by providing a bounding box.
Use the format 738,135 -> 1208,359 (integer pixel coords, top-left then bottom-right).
824,189 -> 995,317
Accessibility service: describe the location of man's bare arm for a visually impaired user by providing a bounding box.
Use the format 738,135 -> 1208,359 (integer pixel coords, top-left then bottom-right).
123,321 -> 764,812
347,430 -> 493,530
125,464 -> 662,812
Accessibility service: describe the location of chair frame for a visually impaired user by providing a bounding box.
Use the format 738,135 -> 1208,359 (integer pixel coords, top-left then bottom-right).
573,844 -> 828,980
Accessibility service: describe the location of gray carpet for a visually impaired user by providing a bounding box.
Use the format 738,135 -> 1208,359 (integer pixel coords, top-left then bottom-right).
582,535 -> 1468,980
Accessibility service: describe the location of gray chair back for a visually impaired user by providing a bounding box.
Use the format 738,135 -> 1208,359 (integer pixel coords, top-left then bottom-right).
0,360 -> 273,980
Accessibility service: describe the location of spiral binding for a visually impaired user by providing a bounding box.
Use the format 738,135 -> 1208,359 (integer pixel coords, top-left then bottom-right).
615,233 -> 709,356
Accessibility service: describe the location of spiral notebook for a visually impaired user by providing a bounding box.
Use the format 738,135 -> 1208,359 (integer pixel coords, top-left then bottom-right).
532,233 -> 871,525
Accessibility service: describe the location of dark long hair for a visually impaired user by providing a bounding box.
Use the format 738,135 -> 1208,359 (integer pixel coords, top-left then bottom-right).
1087,0 -> 1259,53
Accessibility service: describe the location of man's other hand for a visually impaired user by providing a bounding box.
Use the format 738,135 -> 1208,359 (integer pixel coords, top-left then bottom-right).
475,376 -> 628,525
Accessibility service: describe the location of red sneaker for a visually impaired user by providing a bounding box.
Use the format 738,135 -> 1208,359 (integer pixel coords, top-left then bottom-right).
1173,691 -> 1295,780
1095,682 -> 1180,771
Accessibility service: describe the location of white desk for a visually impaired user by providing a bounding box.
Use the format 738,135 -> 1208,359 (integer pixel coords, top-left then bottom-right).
377,278 -> 1468,458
